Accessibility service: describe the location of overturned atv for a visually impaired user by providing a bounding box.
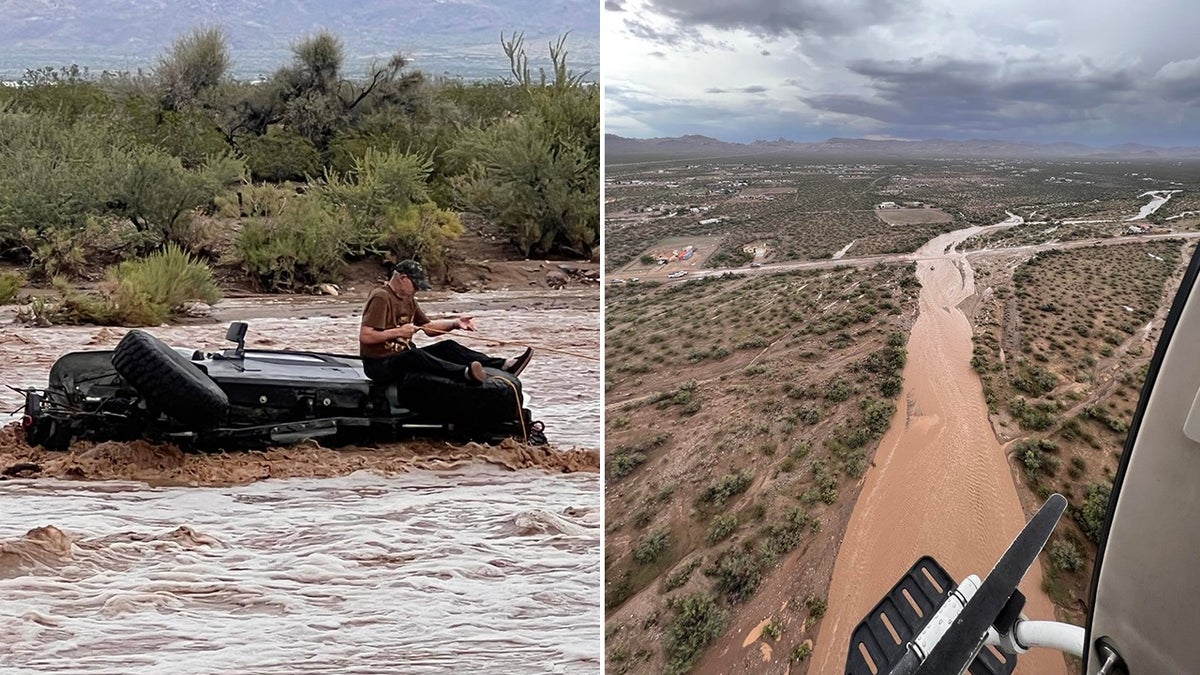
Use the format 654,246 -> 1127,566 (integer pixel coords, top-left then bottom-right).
19,322 -> 546,450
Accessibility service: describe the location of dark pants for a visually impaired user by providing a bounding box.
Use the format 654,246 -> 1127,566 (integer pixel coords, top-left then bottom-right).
362,340 -> 504,384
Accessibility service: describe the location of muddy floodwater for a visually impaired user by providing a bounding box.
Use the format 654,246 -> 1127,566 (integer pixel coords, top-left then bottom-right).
814,226 -> 1066,674
0,290 -> 601,673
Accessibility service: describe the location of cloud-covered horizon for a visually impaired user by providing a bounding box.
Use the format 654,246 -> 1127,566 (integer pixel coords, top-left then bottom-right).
604,0 -> 1200,146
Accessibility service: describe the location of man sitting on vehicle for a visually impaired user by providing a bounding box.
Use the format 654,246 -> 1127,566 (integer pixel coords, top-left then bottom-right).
358,260 -> 533,384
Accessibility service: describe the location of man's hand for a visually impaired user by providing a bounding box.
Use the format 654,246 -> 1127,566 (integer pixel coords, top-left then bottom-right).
456,316 -> 477,331
391,323 -> 420,340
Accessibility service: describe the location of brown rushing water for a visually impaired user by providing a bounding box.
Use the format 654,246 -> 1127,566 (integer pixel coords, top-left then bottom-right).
0,291 -> 601,673
814,225 -> 1066,674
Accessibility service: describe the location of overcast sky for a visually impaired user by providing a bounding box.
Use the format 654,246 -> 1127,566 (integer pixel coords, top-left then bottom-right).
604,0 -> 1200,146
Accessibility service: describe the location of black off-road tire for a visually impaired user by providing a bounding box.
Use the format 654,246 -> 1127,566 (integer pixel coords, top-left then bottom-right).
111,330 -> 229,427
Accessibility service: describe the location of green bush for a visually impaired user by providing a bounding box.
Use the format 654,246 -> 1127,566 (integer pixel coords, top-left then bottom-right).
806,596 -> 828,619
449,35 -> 598,258
0,271 -> 24,304
664,593 -> 728,675
106,243 -> 221,325
700,471 -> 753,507
609,452 -> 646,480
633,529 -> 670,564
706,514 -> 737,544
235,197 -> 352,291
1049,539 -> 1084,573
242,130 -> 322,182
1074,482 -> 1113,543
706,547 -> 762,603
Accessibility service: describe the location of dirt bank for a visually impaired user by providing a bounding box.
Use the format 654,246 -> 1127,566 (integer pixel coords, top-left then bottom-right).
0,423 -> 599,486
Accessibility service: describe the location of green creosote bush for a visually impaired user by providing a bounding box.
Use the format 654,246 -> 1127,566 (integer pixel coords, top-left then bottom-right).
0,271 -> 25,304
706,514 -> 737,544
806,595 -> 827,619
235,197 -> 352,291
1074,482 -> 1113,543
632,529 -> 670,564
609,452 -> 646,480
791,641 -> 813,662
700,471 -> 753,507
664,593 -> 728,675
1049,538 -> 1084,573
706,546 -> 762,604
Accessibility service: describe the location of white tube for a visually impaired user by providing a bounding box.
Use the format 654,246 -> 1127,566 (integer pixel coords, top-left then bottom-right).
1013,621 -> 1086,657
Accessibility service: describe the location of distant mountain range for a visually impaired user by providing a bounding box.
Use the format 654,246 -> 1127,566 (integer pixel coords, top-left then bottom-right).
0,0 -> 598,80
606,134 -> 1200,161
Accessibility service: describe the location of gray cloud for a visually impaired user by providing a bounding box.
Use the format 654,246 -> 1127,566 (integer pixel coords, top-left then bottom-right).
605,0 -> 625,10
608,0 -> 1200,145
644,0 -> 908,37
803,56 -> 1141,132
623,17 -> 731,50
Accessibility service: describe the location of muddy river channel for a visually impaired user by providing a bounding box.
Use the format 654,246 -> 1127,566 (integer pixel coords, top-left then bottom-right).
814,225 -> 1066,675
0,290 -> 601,673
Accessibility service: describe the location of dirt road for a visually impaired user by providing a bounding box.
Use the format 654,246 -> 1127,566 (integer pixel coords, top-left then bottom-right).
811,224 -> 1067,674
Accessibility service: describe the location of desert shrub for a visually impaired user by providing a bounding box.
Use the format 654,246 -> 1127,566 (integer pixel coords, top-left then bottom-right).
706,546 -> 762,603
1049,539 -> 1084,573
449,35 -> 598,258
235,197 -> 352,291
215,182 -> 294,219
763,618 -> 782,641
609,452 -> 646,480
633,529 -> 670,564
664,593 -> 728,675
113,149 -> 245,249
700,471 -> 753,507
862,398 -> 896,436
825,378 -> 850,403
791,641 -> 813,662
1010,397 -> 1058,431
806,596 -> 828,619
1013,365 -> 1058,397
316,148 -> 462,273
0,271 -> 22,304
241,130 -> 322,182
1074,482 -> 1113,543
706,514 -> 737,544
105,243 -> 221,324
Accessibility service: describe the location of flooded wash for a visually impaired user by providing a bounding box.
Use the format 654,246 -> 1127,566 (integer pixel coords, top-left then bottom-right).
0,292 -> 601,673
814,225 -> 1066,674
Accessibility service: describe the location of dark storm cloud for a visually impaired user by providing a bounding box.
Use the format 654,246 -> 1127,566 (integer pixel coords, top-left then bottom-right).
1153,58 -> 1200,102
643,0 -> 908,37
802,56 -> 1141,131
605,0 -> 625,10
742,85 -> 768,94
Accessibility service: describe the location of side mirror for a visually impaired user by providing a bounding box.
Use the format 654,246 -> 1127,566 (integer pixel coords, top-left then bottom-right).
226,321 -> 248,356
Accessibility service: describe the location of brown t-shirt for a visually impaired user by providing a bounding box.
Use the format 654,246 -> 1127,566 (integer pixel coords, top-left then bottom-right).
359,286 -> 430,358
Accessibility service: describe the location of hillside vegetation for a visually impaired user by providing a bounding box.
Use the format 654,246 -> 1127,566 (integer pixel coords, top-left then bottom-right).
0,27 -> 598,324
605,265 -> 920,674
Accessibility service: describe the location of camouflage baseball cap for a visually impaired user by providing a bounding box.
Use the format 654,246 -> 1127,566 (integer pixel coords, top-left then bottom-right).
392,259 -> 432,291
